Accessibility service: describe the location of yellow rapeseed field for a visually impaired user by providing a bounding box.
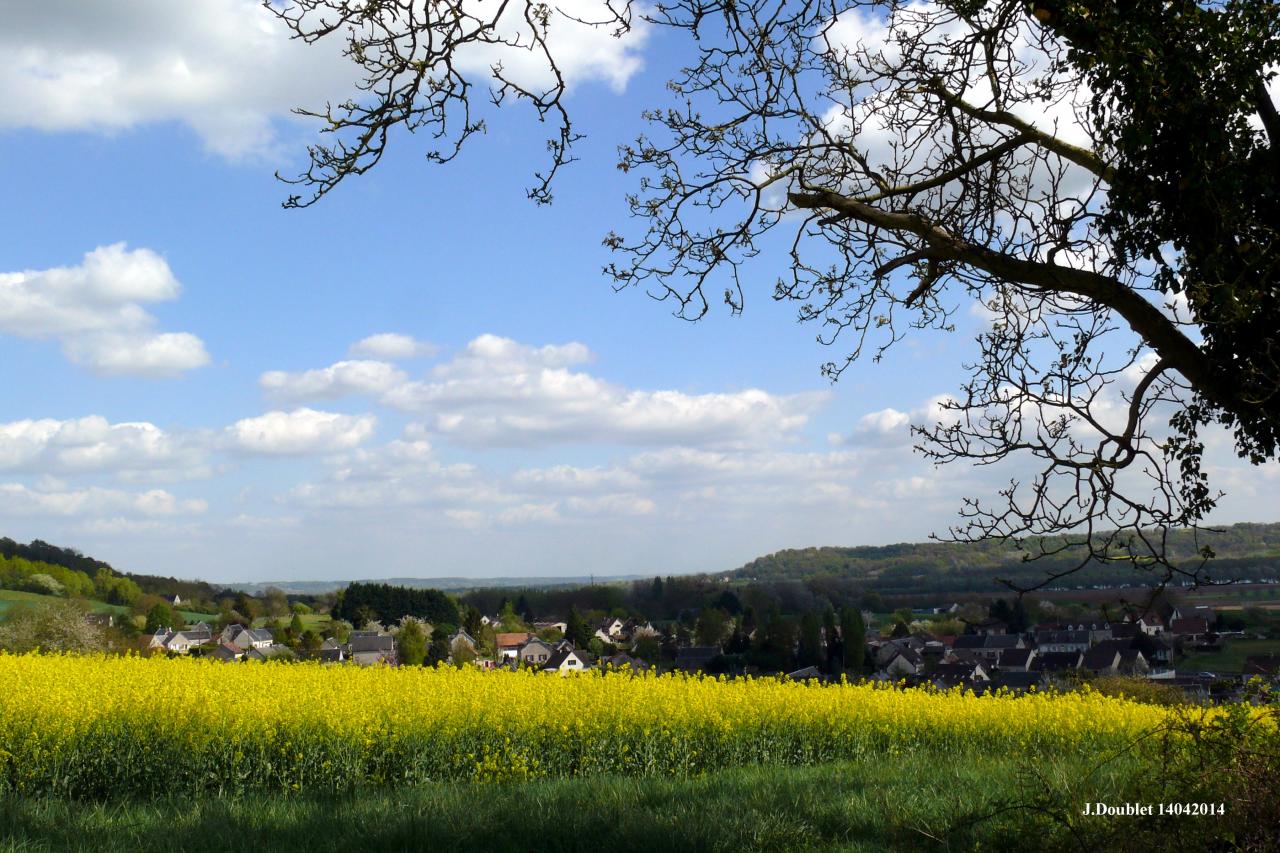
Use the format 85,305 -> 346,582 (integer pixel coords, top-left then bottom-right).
0,653 -> 1198,797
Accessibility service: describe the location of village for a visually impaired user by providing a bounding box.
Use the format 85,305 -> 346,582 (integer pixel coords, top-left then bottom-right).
139,601 -> 1280,703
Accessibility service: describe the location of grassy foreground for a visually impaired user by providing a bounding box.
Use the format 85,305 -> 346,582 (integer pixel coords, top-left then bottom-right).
0,754 -> 1162,853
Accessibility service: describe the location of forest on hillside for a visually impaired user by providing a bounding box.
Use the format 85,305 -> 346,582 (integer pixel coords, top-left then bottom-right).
731,523 -> 1280,594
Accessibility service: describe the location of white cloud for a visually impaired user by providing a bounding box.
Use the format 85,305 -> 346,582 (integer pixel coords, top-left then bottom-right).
226,408 -> 376,455
0,483 -> 206,517
0,0 -> 647,160
512,464 -> 641,492
0,243 -> 209,376
853,408 -> 911,442
382,334 -> 826,448
0,415 -> 208,479
348,333 -> 437,360
0,0 -> 351,158
260,360 -> 407,402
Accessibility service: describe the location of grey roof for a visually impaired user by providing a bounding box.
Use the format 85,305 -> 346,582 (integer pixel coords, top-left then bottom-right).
1032,651 -> 1082,671
544,649 -> 590,670
211,643 -> 242,661
603,653 -> 647,669
1082,646 -> 1121,671
953,635 -> 986,650
349,634 -> 395,654
247,644 -> 295,661
888,645 -> 922,665
997,648 -> 1034,668
1034,630 -> 1089,646
990,671 -> 1046,691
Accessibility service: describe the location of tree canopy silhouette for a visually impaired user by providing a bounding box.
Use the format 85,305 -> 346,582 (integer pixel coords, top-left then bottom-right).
270,0 -> 1280,589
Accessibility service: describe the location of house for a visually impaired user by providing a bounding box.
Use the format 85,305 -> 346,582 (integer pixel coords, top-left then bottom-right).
246,643 -> 296,662
621,618 -> 659,641
986,671 -> 1048,694
603,652 -> 648,670
517,638 -> 556,667
496,632 -> 535,660
182,622 -> 213,645
543,648 -> 592,673
449,629 -> 477,656
1117,649 -> 1149,676
297,638 -> 345,663
594,617 -> 626,643
1034,630 -> 1090,654
533,621 -> 568,635
786,666 -> 824,681
149,626 -> 213,655
931,662 -> 989,689
1032,651 -> 1083,672
968,619 -> 1008,636
675,646 -> 722,673
148,628 -> 179,653
997,647 -> 1036,672
1148,635 -> 1174,668
883,645 -> 923,677
1127,614 -> 1165,636
1169,617 -> 1212,641
85,613 -> 114,629
953,634 -> 1024,664
1083,646 -> 1121,674
221,624 -> 274,650
172,594 -> 182,606
349,632 -> 396,665
210,643 -> 243,662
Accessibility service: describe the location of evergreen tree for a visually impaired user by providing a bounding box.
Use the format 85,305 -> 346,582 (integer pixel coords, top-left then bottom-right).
839,607 -> 866,675
797,612 -> 823,669
565,605 -> 590,649
397,619 -> 428,667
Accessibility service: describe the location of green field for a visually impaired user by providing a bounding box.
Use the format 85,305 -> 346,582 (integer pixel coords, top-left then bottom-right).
1179,638 -> 1280,673
0,590 -> 216,625
0,753 -> 1197,853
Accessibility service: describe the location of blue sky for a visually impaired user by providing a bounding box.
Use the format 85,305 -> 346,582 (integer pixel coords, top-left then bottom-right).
1,0 -> 1276,583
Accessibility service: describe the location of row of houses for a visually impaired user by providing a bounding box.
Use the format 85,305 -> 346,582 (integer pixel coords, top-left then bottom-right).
452,628 -> 647,674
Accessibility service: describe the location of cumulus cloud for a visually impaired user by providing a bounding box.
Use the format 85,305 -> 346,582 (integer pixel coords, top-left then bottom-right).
382,334 -> 826,448
226,408 -> 376,455
348,333 -> 437,360
259,360 -> 407,402
0,482 -> 207,517
0,243 -> 209,376
0,0 -> 647,159
0,415 -> 208,480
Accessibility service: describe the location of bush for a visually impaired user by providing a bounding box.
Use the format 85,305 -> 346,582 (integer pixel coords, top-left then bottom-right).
23,573 -> 65,597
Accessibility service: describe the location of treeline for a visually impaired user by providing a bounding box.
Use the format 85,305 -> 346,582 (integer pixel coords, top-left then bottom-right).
333,582 -> 459,628
0,552 -> 142,605
733,522 -> 1280,593
0,537 -> 223,607
458,576 -> 882,626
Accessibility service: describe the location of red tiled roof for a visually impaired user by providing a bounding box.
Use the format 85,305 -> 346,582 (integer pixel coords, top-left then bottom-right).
495,632 -> 533,648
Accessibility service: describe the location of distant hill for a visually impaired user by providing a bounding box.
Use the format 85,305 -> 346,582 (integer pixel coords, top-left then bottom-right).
231,575 -> 648,596
0,537 -> 223,603
729,522 -> 1280,594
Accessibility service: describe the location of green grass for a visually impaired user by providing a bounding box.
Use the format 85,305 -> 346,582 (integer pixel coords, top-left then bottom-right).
0,753 -> 1170,853
0,590 -> 124,617
0,590 -> 216,625
1179,638 -> 1280,673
